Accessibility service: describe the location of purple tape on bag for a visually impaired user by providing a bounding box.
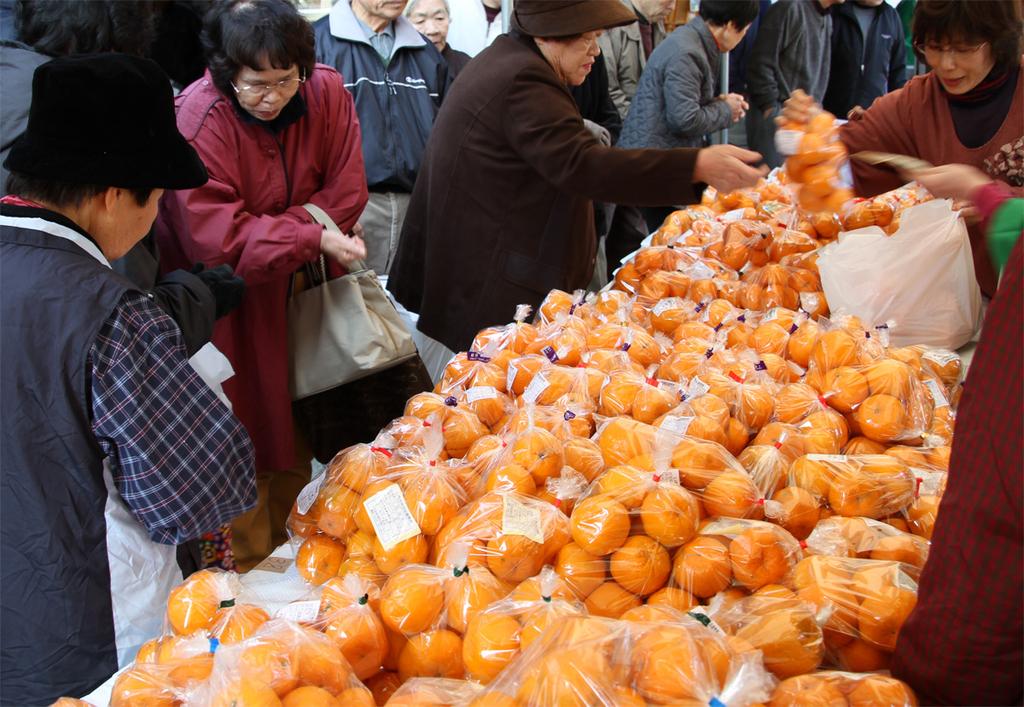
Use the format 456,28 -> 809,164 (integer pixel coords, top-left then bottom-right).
705,348 -> 715,359
542,346 -> 559,363
467,351 -> 491,363
444,396 -> 458,407
620,342 -> 631,352
694,301 -> 707,313
564,410 -> 576,421
737,313 -> 746,323
754,360 -> 768,372
713,323 -> 724,332
789,322 -> 799,334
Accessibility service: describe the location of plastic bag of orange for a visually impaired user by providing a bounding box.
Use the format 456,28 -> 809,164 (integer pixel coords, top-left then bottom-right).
770,671 -> 919,706
470,305 -> 540,358
431,491 -> 570,587
386,677 -> 485,705
463,567 -> 587,683
475,612 -> 776,706
165,569 -> 241,636
696,518 -> 805,593
316,573 -> 390,681
109,663 -> 180,707
786,453 -> 916,520
802,516 -> 930,568
788,555 -> 919,668
709,592 -> 826,679
190,618 -> 369,703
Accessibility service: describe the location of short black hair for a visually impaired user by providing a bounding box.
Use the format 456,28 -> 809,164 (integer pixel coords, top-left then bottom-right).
5,172 -> 153,210
699,0 -> 760,29
912,0 -> 1023,73
15,0 -> 158,57
202,0 -> 316,98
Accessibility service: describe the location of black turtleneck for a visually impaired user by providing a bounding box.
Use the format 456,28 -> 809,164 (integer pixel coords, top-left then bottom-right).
944,64 -> 1020,150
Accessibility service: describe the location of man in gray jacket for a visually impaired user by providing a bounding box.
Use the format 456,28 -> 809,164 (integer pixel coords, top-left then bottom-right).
745,0 -> 845,168
597,0 -> 672,118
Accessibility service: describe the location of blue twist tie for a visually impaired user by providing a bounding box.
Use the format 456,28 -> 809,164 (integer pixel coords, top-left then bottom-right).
209,637 -> 220,654
709,698 -> 726,707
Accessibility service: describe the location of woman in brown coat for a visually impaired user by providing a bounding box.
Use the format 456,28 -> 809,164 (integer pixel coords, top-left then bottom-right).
388,0 -> 766,362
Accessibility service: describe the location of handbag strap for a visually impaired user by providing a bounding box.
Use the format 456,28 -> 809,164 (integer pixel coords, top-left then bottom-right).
301,202 -> 368,274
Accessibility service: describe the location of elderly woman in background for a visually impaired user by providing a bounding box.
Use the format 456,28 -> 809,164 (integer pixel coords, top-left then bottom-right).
407,0 -> 472,76
388,0 -> 767,371
155,0 -> 370,571
783,0 -> 1023,299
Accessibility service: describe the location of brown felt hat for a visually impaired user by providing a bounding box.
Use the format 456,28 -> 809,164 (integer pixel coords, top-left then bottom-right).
511,0 -> 639,37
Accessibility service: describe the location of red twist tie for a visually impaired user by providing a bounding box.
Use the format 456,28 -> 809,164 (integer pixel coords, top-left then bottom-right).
429,460 -> 437,467
422,421 -> 432,428
646,377 -> 659,387
915,477 -> 923,499
774,442 -> 783,450
757,497 -> 766,506
501,441 -> 508,448
370,446 -> 393,458
653,474 -> 662,483
728,371 -> 744,383
554,498 -> 563,508
799,540 -> 808,550
818,396 -> 828,407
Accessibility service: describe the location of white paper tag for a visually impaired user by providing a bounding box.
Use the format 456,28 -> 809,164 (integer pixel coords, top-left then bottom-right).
687,377 -> 710,400
522,374 -> 550,405
466,386 -> 499,403
275,600 -> 321,623
652,298 -> 682,317
689,262 -> 716,281
506,362 -> 518,393
660,415 -> 694,436
501,496 -> 544,543
805,454 -> 849,462
295,473 -> 326,516
924,379 -> 950,409
688,608 -> 726,635
922,350 -> 960,367
720,208 -> 746,223
799,292 -> 821,313
363,484 -> 421,551
654,469 -> 681,486
764,308 -> 780,322
252,556 -> 292,574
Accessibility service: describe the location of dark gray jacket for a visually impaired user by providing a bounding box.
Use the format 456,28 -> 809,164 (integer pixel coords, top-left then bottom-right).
746,0 -> 833,111
618,16 -> 731,150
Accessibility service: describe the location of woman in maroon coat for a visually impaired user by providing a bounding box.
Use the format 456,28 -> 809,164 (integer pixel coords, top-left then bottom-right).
388,0 -> 768,358
156,0 -> 369,569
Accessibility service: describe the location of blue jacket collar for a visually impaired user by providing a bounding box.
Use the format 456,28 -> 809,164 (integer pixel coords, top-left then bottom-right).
329,1 -> 427,52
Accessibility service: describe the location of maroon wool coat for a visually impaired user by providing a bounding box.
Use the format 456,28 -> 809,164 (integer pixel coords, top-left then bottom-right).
388,31 -> 704,353
156,66 -> 368,471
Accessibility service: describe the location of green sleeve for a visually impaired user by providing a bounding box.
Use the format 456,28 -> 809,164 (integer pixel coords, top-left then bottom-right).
988,198 -> 1024,276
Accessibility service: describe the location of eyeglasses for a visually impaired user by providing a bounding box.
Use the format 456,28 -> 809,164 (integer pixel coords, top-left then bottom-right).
230,74 -> 305,100
914,41 -> 987,60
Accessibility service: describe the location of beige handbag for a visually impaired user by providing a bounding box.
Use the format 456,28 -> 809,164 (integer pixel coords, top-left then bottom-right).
288,203 -> 417,400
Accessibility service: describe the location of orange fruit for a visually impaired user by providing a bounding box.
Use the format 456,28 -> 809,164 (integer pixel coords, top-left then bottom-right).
584,581 -> 641,618
209,603 -> 271,645
317,484 -> 361,540
869,533 -> 928,568
554,542 -> 607,598
354,479 -> 392,535
847,675 -> 918,707
166,569 -> 232,636
397,629 -> 464,680
863,359 -> 914,399
365,671 -> 402,706
700,470 -> 763,519
826,455 -> 914,519
296,534 -> 346,586
462,613 -> 522,682
844,436 -> 889,454
207,680 -> 284,707
486,533 -> 546,584
563,437 -> 606,482
631,626 -> 704,702
640,483 -> 700,548
854,394 -> 907,443
810,329 -> 859,372
511,427 -> 564,485
515,648 -> 612,707
281,686 -> 340,707
236,639 -> 301,696
446,567 -> 510,634
404,473 -> 463,537
594,465 -> 649,509
907,495 -> 940,539
729,525 -> 797,590
821,366 -> 869,414
801,409 -> 849,454
671,438 -> 731,489
788,455 -> 830,498
752,321 -> 791,356
647,586 -> 697,612
858,583 -> 917,651
380,566 -> 445,634
733,600 -> 824,679
295,630 -> 351,695
373,533 -> 429,576
318,581 -> 389,681
609,535 -> 671,596
485,463 -> 537,495
672,536 -> 732,598
787,322 -> 820,368
770,487 -> 820,540
596,417 -> 656,467
834,637 -> 891,671
735,384 -> 775,432
768,675 -> 846,706
333,688 -> 375,707
723,416 -> 751,456
569,494 -> 631,556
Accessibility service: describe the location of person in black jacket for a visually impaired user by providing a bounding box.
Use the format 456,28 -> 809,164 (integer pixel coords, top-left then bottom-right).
824,0 -> 907,118
313,0 -> 450,277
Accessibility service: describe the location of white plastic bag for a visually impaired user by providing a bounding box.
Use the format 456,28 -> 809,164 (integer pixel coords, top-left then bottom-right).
188,342 -> 235,409
818,199 -> 982,348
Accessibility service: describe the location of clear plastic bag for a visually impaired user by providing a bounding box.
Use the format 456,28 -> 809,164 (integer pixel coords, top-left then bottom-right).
786,453 -> 916,520
769,670 -> 919,706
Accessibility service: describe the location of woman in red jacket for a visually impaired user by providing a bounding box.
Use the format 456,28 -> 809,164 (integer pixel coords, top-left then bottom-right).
783,0 -> 1022,298
155,0 -> 371,570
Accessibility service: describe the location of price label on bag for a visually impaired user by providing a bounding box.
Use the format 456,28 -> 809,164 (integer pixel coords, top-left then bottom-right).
923,379 -> 950,409
660,415 -> 694,436
502,496 -> 544,544
653,469 -> 681,486
465,386 -> 498,403
363,484 -> 421,551
252,556 -> 292,574
687,377 -> 710,400
521,374 -> 550,405
806,454 -> 849,462
276,600 -> 321,624
295,472 -> 327,516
